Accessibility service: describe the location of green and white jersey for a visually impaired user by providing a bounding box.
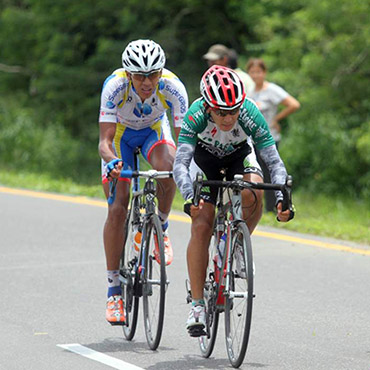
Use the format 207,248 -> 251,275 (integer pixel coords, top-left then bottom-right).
174,97 -> 287,202
178,97 -> 275,156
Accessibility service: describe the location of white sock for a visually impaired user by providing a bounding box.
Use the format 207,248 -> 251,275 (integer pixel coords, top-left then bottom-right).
107,270 -> 120,287
157,210 -> 168,225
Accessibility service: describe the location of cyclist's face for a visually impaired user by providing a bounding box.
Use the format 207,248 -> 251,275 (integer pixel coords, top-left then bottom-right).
127,70 -> 162,101
209,108 -> 240,131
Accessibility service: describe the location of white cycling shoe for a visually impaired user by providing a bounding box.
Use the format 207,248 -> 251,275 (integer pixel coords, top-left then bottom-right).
186,305 -> 207,337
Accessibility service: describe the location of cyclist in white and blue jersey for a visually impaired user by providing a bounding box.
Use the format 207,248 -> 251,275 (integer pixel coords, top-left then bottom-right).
98,39 -> 188,325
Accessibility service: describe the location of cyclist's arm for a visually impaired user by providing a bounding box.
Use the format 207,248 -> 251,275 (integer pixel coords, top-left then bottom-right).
174,98 -> 206,199
258,144 -> 287,203
98,122 -> 123,179
98,122 -> 117,163
173,142 -> 195,201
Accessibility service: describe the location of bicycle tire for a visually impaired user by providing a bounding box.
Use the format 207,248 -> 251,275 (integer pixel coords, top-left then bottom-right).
199,231 -> 220,357
121,203 -> 140,341
142,213 -> 166,350
224,222 -> 254,368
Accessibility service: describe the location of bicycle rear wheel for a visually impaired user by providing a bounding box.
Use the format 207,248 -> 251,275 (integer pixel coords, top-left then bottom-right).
199,231 -> 219,357
120,203 -> 140,341
142,214 -> 167,350
224,222 -> 254,368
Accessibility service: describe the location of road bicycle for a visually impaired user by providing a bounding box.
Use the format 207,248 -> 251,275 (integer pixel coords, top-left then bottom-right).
108,148 -> 171,350
188,172 -> 294,368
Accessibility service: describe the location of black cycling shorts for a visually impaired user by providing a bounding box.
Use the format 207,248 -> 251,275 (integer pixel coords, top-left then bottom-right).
193,140 -> 262,205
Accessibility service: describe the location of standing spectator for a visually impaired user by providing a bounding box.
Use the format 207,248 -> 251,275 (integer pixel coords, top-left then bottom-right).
246,58 -> 300,211
228,48 -> 255,96
203,44 -> 255,96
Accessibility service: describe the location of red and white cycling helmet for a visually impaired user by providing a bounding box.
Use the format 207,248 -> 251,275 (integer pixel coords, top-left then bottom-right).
200,65 -> 246,109
122,39 -> 166,73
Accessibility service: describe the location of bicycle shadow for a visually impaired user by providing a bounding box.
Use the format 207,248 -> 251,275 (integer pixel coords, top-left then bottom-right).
146,354 -> 268,369
74,338 -> 268,369
82,337 -> 175,354
146,354 -> 228,370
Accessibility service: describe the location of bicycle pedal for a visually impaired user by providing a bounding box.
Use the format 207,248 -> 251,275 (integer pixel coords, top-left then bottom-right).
188,326 -> 207,337
108,321 -> 126,327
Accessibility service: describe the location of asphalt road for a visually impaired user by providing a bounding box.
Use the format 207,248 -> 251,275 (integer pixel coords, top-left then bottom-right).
0,188 -> 369,370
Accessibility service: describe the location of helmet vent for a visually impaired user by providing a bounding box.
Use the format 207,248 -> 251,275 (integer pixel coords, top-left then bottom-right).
130,59 -> 141,68
226,89 -> 233,102
152,55 -> 160,66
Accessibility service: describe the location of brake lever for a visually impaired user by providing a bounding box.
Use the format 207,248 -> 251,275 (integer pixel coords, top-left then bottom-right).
193,172 -> 203,207
277,175 -> 295,222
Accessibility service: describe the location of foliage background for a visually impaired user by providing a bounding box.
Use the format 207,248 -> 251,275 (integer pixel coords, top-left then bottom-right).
0,0 -> 369,199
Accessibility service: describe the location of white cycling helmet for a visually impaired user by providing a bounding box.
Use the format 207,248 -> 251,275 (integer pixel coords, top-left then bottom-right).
122,39 -> 166,73
200,65 -> 245,109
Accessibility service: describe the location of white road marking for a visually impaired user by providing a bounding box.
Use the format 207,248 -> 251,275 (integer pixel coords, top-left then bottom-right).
57,343 -> 145,370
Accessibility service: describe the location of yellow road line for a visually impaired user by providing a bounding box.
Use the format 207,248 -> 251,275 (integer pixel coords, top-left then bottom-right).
1,186 -> 369,255
0,186 -> 107,208
254,230 -> 370,256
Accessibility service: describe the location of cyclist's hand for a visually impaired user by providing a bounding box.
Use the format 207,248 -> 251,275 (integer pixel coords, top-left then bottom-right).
106,159 -> 123,179
276,201 -> 291,222
184,198 -> 204,217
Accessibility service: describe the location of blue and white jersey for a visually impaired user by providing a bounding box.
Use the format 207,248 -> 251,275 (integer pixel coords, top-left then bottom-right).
99,68 -> 188,130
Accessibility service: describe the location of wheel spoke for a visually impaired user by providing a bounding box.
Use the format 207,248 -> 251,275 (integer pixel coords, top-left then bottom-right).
142,215 -> 166,350
224,223 -> 254,368
198,231 -> 219,357
121,204 -> 140,340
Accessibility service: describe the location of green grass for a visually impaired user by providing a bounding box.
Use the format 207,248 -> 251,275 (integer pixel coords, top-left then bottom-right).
1,169 -> 369,245
260,193 -> 370,244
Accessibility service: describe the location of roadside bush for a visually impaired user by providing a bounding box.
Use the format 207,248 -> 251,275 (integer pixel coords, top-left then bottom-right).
280,112 -> 368,198
0,97 -> 98,181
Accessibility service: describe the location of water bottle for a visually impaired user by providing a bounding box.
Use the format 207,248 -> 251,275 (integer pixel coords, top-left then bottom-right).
132,224 -> 142,255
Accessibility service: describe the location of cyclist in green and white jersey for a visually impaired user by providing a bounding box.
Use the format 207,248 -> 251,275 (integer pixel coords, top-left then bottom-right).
173,65 -> 293,335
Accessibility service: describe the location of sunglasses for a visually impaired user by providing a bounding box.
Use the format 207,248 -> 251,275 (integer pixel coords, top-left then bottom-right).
212,107 -> 240,117
131,70 -> 162,82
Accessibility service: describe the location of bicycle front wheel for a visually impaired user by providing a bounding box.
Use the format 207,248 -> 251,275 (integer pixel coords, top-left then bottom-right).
224,222 -> 254,368
121,204 -> 140,341
199,231 -> 219,357
142,214 -> 167,350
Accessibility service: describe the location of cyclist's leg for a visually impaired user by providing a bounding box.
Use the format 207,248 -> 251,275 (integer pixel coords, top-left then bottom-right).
190,143 -> 226,301
102,126 -> 135,273
142,117 -> 176,223
185,145 -> 224,333
187,202 -> 215,300
101,127 -> 138,324
141,118 -> 176,264
103,179 -> 130,324
186,201 -> 214,333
